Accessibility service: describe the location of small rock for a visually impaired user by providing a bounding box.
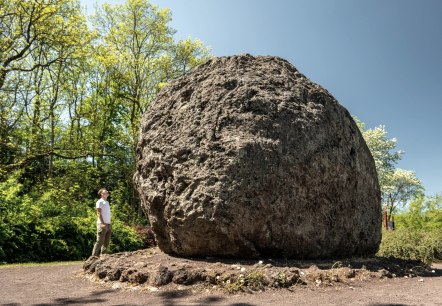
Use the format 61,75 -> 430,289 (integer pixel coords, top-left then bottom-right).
172,269 -> 188,284
147,286 -> 159,291
153,266 -> 173,286
134,262 -> 146,268
111,282 -> 125,289
134,271 -> 149,284
242,286 -> 253,294
379,269 -> 393,278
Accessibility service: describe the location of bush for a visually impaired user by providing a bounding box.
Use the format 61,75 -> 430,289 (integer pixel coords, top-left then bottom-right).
0,172 -> 145,263
377,228 -> 442,264
108,219 -> 144,254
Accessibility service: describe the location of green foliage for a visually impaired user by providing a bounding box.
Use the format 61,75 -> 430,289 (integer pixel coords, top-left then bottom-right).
355,119 -> 441,264
377,228 -> 442,264
109,219 -> 144,254
383,169 -> 424,215
377,194 -> 442,264
0,0 -> 210,263
396,194 -> 442,230
223,270 -> 266,293
355,118 -> 423,214
354,119 -> 402,183
0,170 -> 143,263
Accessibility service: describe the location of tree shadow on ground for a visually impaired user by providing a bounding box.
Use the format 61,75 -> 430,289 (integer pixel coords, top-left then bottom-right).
157,290 -> 256,306
367,304 -> 409,306
32,289 -> 114,306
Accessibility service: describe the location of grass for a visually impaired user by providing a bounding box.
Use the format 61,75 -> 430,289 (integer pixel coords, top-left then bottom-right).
222,270 -> 267,293
0,260 -> 83,268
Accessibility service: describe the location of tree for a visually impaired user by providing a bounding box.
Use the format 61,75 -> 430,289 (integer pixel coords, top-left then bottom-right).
383,169 -> 424,216
92,0 -> 211,153
355,118 -> 423,215
0,0 -> 93,175
354,119 -> 402,187
87,0 -> 212,218
0,0 -> 90,89
401,193 -> 442,230
0,0 -> 212,262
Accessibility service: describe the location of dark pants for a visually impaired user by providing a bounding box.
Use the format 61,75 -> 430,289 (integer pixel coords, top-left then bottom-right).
92,223 -> 112,256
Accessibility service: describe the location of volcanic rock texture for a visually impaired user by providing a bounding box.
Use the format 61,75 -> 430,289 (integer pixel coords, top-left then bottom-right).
134,54 -> 381,259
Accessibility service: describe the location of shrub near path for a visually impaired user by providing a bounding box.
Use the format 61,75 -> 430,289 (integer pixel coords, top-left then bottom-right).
2,249 -> 442,306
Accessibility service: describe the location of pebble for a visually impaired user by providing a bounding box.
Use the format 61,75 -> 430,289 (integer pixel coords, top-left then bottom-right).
147,286 -> 159,291
134,262 -> 146,268
111,282 -> 125,289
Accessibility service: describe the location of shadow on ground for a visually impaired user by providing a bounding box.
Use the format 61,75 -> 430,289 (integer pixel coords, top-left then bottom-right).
31,290 -> 114,306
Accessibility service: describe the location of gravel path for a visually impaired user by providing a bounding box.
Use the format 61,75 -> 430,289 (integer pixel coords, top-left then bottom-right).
1,263 -> 442,305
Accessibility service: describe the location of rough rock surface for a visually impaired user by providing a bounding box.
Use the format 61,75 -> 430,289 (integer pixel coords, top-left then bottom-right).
134,54 -> 381,259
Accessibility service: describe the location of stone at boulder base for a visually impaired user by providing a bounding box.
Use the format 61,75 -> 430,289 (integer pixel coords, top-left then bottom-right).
134,54 -> 381,259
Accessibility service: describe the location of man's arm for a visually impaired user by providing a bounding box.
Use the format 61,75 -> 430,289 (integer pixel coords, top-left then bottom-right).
97,208 -> 106,227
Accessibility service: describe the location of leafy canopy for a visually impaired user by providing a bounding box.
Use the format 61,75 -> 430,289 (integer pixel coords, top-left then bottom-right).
355,118 -> 423,214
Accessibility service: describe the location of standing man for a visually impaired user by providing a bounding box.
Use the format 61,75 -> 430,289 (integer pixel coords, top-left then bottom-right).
92,188 -> 112,256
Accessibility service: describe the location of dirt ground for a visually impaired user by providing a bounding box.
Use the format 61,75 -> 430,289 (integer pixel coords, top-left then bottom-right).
1,252 -> 442,306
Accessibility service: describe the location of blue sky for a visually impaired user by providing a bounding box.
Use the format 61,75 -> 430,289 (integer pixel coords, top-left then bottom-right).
81,0 -> 442,196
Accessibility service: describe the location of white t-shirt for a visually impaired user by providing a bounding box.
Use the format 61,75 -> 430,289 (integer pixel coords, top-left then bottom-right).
96,198 -> 111,224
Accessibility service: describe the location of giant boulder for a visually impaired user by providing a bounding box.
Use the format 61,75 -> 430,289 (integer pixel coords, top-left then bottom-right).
134,54 -> 381,259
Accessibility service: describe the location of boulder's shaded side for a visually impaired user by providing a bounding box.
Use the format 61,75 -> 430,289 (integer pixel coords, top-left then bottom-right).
134,54 -> 381,259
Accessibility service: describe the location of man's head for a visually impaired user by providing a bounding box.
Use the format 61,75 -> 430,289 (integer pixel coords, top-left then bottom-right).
98,188 -> 109,200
